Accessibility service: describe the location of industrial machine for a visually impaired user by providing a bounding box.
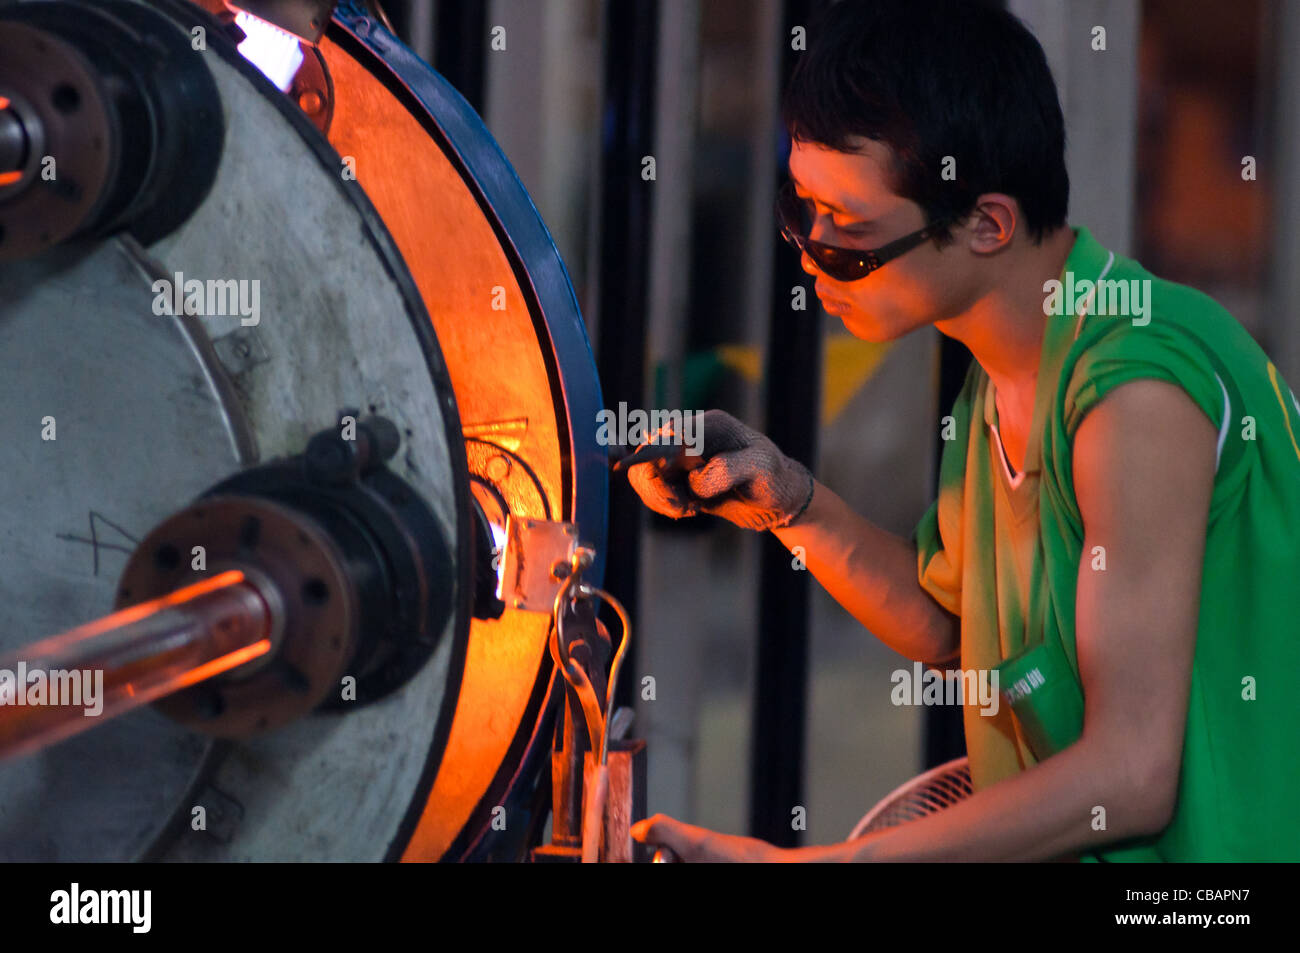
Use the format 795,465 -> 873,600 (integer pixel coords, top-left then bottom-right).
0,0 -> 642,861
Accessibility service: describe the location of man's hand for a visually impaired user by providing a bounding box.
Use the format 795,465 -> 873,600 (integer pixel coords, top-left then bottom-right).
626,409 -> 814,531
630,814 -> 785,862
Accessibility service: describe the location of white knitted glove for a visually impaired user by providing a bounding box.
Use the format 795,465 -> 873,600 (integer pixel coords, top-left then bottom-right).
626,409 -> 814,532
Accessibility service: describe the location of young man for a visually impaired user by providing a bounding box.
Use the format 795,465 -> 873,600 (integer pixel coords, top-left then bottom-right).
627,0 -> 1300,861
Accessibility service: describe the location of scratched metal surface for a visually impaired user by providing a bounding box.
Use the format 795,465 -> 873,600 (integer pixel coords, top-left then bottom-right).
0,238 -> 238,860
0,5 -> 465,860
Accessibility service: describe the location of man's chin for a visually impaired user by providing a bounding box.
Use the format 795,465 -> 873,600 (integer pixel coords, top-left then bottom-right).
840,312 -> 900,343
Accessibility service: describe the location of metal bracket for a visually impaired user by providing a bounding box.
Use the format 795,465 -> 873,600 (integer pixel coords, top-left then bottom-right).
498,515 -> 580,613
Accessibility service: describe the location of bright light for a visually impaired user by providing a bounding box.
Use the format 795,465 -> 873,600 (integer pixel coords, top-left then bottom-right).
235,10 -> 305,93
491,520 -> 509,598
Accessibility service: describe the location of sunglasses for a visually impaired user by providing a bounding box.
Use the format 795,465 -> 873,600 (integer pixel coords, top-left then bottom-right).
775,180 -> 947,282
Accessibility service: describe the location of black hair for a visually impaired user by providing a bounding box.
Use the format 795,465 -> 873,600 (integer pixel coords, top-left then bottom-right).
781,0 -> 1069,244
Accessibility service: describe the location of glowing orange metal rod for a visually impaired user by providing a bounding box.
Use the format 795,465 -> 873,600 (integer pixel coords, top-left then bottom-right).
0,96 -> 24,186
0,570 -> 273,761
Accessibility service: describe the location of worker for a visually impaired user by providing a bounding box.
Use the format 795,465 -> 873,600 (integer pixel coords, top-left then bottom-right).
627,0 -> 1300,862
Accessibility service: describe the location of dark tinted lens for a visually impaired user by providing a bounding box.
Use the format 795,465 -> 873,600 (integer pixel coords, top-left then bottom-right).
776,184 -> 872,280
811,243 -> 873,280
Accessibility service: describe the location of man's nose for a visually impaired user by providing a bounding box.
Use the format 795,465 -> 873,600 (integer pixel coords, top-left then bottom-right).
799,214 -> 837,276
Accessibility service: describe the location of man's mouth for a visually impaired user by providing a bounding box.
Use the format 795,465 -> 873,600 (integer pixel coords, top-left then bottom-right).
817,290 -> 850,314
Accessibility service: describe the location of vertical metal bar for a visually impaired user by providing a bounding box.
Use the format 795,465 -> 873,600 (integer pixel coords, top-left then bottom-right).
480,1 -> 545,188
1008,0 -> 1139,254
748,0 -> 830,848
593,0 -> 658,714
410,0 -> 435,62
433,0 -> 487,115
637,0 -> 701,824
742,0 -> 784,427
646,0 -> 700,407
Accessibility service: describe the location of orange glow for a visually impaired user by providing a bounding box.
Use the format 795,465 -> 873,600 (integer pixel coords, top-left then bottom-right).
0,95 -> 14,187
66,570 -> 245,641
169,639 -> 272,690
316,38 -> 564,861
7,569 -> 250,666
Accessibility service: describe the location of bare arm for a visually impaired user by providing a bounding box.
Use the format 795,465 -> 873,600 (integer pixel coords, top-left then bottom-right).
770,478 -> 959,665
782,379 -> 1214,861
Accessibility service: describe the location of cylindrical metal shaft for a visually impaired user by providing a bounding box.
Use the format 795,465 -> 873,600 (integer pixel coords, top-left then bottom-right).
0,570 -> 273,761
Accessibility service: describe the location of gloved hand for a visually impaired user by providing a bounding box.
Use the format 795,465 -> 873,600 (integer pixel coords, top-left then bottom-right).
626,409 -> 815,532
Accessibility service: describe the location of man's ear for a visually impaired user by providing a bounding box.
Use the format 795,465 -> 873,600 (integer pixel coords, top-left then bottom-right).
964,193 -> 1018,254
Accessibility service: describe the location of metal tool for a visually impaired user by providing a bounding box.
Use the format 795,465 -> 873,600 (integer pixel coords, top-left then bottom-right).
609,441 -> 708,473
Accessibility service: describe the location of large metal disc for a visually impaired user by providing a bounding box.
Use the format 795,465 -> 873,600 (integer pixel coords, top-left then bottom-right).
0,0 -> 608,861
0,0 -> 471,861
